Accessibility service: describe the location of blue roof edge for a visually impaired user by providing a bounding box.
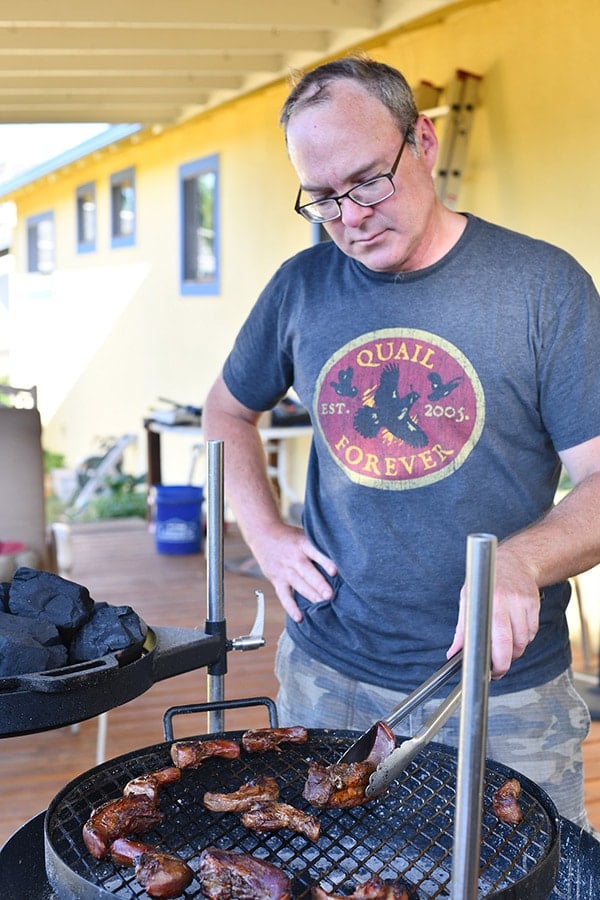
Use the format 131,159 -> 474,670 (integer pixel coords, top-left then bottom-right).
0,123 -> 144,197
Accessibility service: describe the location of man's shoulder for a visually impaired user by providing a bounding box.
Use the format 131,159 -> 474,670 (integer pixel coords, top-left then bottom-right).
467,214 -> 581,266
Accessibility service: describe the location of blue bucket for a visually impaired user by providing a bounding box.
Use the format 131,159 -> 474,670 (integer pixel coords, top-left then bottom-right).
155,485 -> 203,555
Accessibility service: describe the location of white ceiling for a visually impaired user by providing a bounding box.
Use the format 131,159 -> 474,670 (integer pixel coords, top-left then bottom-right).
0,1 -> 457,125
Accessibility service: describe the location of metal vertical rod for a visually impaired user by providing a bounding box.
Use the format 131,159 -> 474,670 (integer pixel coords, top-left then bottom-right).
451,533 -> 496,900
205,439 -> 226,734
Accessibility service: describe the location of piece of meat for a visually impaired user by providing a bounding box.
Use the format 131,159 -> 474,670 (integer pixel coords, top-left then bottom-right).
311,875 -> 418,898
241,800 -> 320,842
109,837 -> 194,899
303,722 -> 396,810
198,847 -> 291,899
242,725 -> 309,753
303,759 -> 376,809
170,738 -> 240,769
204,775 -> 280,812
123,766 -> 182,805
82,795 -> 163,859
366,721 -> 396,766
493,778 -> 523,825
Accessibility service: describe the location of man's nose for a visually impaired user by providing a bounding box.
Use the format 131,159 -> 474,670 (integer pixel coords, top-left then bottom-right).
339,196 -> 373,226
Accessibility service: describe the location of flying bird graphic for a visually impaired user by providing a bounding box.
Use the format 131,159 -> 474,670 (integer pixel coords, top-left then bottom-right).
330,366 -> 358,397
353,364 -> 429,447
427,371 -> 463,401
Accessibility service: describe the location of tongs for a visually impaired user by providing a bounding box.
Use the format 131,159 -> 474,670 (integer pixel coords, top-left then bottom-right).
338,648 -> 463,799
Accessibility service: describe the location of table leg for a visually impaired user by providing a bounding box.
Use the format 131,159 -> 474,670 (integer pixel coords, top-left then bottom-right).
145,429 -> 162,524
146,429 -> 162,486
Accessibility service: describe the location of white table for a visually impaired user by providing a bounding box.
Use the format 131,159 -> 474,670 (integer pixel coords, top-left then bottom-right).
144,419 -> 312,510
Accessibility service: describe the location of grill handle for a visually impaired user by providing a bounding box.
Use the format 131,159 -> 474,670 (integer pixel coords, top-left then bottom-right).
451,533 -> 496,900
162,696 -> 279,741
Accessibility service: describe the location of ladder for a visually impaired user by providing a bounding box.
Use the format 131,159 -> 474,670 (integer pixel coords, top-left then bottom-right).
417,69 -> 482,210
433,70 -> 482,209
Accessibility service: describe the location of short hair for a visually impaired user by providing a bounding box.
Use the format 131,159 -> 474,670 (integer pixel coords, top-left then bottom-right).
280,55 -> 418,143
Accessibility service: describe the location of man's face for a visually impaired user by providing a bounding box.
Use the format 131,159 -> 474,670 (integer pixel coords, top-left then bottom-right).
287,81 -> 439,273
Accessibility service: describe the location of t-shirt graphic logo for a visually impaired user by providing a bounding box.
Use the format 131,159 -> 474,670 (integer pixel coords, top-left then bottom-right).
315,328 -> 484,489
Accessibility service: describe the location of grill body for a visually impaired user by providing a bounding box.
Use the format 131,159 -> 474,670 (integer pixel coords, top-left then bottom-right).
44,729 -> 560,899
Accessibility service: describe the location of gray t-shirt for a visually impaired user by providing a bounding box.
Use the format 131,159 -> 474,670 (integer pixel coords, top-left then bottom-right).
223,215 -> 600,694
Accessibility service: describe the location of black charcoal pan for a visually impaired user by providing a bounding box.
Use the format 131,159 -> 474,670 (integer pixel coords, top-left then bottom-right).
0,626 -> 222,737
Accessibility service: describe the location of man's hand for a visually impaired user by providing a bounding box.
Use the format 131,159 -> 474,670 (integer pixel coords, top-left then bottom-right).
447,545 -> 541,679
249,523 -> 338,622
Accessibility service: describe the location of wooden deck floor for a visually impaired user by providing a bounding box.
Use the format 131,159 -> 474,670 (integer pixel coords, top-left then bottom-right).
1,517 -> 599,847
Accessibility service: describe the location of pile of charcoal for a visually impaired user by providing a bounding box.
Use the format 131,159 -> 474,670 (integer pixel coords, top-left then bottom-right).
0,567 -> 147,677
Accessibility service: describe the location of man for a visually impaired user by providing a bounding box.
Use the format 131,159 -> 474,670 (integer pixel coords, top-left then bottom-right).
203,56 -> 600,828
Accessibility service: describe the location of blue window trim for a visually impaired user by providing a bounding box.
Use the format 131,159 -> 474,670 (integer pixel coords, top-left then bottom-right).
76,181 -> 97,254
179,154 -> 220,296
26,209 -> 55,274
110,166 -> 136,249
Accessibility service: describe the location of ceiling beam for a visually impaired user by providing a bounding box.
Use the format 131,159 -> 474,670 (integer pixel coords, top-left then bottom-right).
0,54 -> 284,73
0,73 -> 245,90
0,0 -> 380,30
0,27 -> 331,54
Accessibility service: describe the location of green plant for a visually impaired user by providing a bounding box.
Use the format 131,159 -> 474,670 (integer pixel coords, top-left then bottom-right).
88,473 -> 147,520
43,448 -> 67,472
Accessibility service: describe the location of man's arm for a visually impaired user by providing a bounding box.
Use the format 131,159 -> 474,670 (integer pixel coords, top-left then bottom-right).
448,434 -> 600,678
202,374 -> 337,621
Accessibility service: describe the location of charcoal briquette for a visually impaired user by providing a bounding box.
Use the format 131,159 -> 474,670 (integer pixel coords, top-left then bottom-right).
8,567 -> 94,631
69,603 -> 148,663
0,610 -> 68,676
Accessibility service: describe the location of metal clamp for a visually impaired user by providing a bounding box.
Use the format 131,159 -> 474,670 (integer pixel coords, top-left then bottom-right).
229,590 -> 266,652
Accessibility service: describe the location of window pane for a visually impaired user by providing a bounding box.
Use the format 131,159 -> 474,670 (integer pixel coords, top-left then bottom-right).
77,183 -> 96,250
180,154 -> 219,295
184,171 -> 216,282
113,181 -> 134,236
27,213 -> 55,274
110,168 -> 136,247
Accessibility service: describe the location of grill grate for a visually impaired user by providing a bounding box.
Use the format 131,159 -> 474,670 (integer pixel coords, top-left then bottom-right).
45,730 -> 559,899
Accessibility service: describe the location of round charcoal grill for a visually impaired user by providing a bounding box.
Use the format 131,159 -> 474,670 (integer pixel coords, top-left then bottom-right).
45,728 -> 560,899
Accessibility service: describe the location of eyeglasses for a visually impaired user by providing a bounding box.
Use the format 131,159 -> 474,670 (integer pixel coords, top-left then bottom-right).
294,127 -> 413,224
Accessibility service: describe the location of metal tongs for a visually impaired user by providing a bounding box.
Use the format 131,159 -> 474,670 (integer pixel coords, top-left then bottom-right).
337,648 -> 464,799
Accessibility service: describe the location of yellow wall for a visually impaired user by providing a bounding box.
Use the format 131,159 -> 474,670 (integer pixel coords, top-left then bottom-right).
5,0 -> 600,489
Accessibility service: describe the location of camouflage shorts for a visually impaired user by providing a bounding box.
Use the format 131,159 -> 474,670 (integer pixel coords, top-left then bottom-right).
275,629 -> 593,829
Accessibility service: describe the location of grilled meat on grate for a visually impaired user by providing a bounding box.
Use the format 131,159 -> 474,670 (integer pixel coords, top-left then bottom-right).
123,766 -> 181,804
170,737 -> 240,768
242,725 -> 309,752
241,800 -> 321,841
493,778 -> 523,824
303,721 -> 396,809
204,774 -> 280,811
198,846 -> 291,899
109,837 -> 194,898
311,875 -> 418,898
82,794 -> 163,859
303,759 -> 376,808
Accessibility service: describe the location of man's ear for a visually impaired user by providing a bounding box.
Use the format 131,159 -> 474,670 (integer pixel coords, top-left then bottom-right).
414,115 -> 439,169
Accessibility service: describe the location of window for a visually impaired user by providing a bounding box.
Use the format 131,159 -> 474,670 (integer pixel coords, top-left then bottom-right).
26,211 -> 55,274
76,182 -> 96,253
180,155 -> 220,295
110,167 -> 135,247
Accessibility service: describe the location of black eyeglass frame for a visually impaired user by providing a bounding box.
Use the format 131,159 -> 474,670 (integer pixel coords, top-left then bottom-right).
294,125 -> 414,224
